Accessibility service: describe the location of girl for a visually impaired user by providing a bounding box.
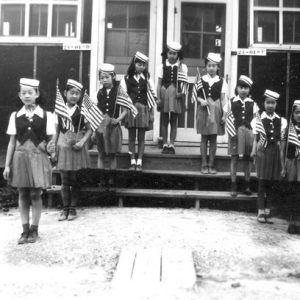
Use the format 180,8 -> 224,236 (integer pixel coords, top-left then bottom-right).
251,90 -> 287,223
227,75 -> 258,196
157,41 -> 188,154
95,63 -> 127,180
121,51 -> 156,171
3,78 -> 56,244
282,100 -> 300,233
55,79 -> 92,221
196,53 -> 227,174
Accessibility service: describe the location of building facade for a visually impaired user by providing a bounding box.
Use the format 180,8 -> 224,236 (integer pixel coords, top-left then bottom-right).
0,0 -> 299,147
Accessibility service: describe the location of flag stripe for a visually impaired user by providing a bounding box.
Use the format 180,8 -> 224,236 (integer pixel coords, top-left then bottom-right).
226,111 -> 236,137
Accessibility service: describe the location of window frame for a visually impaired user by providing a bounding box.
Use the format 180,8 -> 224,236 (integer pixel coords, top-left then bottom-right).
250,0 -> 300,48
0,0 -> 81,43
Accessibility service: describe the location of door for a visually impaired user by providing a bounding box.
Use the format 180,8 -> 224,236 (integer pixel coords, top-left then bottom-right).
170,1 -> 227,142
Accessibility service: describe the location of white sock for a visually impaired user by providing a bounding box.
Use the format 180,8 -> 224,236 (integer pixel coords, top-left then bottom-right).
131,158 -> 136,165
169,144 -> 174,148
137,158 -> 142,166
163,144 -> 168,148
265,208 -> 270,215
258,209 -> 265,215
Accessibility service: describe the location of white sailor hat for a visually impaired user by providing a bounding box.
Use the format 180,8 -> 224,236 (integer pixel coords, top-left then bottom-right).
134,51 -> 149,63
238,75 -> 253,88
20,78 -> 40,88
293,99 -> 300,107
99,63 -> 115,73
206,52 -> 222,64
167,41 -> 182,52
264,89 -> 280,100
66,79 -> 83,90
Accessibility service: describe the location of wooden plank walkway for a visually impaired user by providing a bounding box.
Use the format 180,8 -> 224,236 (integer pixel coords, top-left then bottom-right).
112,247 -> 196,289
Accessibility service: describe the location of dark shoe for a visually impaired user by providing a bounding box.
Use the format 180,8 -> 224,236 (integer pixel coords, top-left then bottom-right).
257,214 -> 266,223
129,164 -> 136,171
208,166 -> 217,174
136,165 -> 142,172
27,230 -> 38,243
288,223 -> 297,234
264,211 -> 273,224
168,146 -> 175,155
161,146 -> 169,154
58,209 -> 68,221
201,166 -> 209,174
18,232 -> 28,245
231,182 -> 237,197
68,208 -> 77,221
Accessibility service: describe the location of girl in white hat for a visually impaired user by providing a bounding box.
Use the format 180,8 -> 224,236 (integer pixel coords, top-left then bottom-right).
3,78 -> 56,244
196,52 -> 228,174
121,52 -> 156,170
251,90 -> 287,223
282,100 -> 300,233
55,79 -> 92,221
157,41 -> 188,154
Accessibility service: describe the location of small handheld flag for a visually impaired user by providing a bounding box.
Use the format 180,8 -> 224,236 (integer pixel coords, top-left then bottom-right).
116,85 -> 138,117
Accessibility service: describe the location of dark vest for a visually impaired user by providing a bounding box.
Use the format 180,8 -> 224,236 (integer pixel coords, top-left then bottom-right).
97,85 -> 120,118
161,62 -> 178,89
287,124 -> 300,159
261,115 -> 281,145
197,77 -> 223,101
58,106 -> 85,133
125,76 -> 147,106
231,98 -> 254,130
16,111 -> 47,146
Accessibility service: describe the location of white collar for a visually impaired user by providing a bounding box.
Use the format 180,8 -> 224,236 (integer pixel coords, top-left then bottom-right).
16,105 -> 44,118
66,104 -> 78,116
233,96 -> 253,103
134,73 -> 145,82
261,111 -> 280,120
202,74 -> 220,84
166,60 -> 179,67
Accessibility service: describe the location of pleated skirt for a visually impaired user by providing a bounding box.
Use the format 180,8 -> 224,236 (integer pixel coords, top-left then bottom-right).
256,143 -> 281,180
125,102 -> 152,130
10,140 -> 52,189
196,98 -> 225,135
160,84 -> 184,114
56,130 -> 90,171
228,126 -> 254,156
286,158 -> 300,182
96,114 -> 122,155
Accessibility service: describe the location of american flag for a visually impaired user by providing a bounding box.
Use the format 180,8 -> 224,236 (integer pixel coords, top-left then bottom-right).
177,70 -> 189,95
191,73 -> 203,104
226,111 -> 236,137
54,83 -> 74,132
147,80 -> 157,109
287,122 -> 300,158
81,92 -> 104,132
116,85 -> 138,117
255,112 -> 267,148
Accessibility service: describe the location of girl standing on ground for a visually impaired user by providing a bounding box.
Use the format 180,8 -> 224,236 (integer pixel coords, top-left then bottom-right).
251,90 -> 287,223
227,75 -> 258,196
196,53 -> 227,174
282,100 -> 300,233
55,79 -> 92,221
3,78 -> 56,244
95,64 -> 127,181
157,41 -> 188,155
121,52 -> 156,171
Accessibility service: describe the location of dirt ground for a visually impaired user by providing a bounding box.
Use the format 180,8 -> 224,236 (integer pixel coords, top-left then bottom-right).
0,207 -> 300,300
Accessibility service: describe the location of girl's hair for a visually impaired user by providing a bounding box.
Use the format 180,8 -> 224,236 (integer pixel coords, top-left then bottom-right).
161,46 -> 184,62
234,82 -> 251,96
292,103 -> 300,124
126,56 -> 149,79
98,71 -> 118,87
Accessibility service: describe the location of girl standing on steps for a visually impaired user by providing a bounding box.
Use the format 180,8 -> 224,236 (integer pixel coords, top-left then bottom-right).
282,100 -> 300,233
3,78 -> 56,244
156,41 -> 188,155
55,79 -> 92,221
251,90 -> 287,224
121,51 -> 156,171
196,53 -> 227,174
226,75 -> 258,197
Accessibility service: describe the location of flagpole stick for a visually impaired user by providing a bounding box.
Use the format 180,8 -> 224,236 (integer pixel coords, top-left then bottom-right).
285,113 -> 292,164
196,68 -> 210,116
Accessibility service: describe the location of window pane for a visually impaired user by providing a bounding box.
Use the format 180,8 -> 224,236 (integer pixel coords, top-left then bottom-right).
106,31 -> 127,56
106,3 -> 126,29
30,4 -> 48,36
254,0 -> 279,6
283,12 -> 300,43
182,33 -> 200,58
283,0 -> 300,7
0,4 -> 25,36
203,34 -> 221,58
254,11 -> 278,43
128,30 -> 148,56
52,5 -> 77,37
128,3 -> 149,29
182,4 -> 201,31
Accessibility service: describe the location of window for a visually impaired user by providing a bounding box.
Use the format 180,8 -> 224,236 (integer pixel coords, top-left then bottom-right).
52,5 -> 77,37
105,2 -> 150,59
29,4 -> 48,36
252,0 -> 300,44
0,4 -> 25,36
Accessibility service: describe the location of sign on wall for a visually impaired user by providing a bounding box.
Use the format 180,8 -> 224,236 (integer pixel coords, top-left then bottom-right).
237,48 -> 267,56
62,43 -> 91,51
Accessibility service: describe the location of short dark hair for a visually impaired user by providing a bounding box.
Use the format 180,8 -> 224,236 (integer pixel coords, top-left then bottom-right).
161,46 -> 184,62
